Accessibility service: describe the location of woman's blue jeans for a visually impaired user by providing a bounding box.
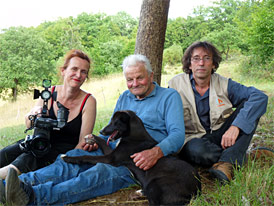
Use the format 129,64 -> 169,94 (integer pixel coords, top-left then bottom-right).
19,145 -> 135,205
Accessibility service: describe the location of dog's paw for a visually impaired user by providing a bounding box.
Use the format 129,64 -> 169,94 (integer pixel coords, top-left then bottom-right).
61,155 -> 80,164
61,154 -> 68,161
61,154 -> 74,163
84,134 -> 96,145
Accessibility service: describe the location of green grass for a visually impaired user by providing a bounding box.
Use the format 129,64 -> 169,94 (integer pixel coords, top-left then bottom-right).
0,56 -> 273,205
0,125 -> 26,148
190,157 -> 274,205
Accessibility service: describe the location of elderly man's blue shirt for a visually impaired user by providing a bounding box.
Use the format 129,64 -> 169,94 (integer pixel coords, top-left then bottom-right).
112,82 -> 185,156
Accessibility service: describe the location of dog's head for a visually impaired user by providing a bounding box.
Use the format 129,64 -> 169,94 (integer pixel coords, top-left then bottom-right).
101,110 -> 152,145
100,111 -> 132,144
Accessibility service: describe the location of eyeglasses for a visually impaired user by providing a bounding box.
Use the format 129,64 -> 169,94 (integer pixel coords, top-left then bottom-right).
191,56 -> 212,63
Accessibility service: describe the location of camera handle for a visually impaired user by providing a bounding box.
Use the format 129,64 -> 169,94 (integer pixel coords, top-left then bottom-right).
24,115 -> 36,133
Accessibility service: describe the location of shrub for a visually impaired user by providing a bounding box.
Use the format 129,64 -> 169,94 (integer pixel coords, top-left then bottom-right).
163,44 -> 183,66
238,55 -> 274,81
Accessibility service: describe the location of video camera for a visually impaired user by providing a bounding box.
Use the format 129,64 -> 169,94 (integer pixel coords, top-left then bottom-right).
20,80 -> 69,158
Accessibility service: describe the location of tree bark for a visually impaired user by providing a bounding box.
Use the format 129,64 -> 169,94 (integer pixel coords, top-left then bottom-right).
12,87 -> 17,102
135,0 -> 170,85
12,78 -> 18,101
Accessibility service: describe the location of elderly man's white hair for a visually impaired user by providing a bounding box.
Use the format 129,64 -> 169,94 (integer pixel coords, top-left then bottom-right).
122,54 -> 153,74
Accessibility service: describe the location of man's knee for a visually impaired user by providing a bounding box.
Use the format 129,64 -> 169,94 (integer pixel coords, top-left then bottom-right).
181,138 -> 205,155
179,138 -> 221,167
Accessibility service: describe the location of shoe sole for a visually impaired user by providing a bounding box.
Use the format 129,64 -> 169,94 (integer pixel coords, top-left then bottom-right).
0,179 -> 5,203
5,168 -> 29,206
208,168 -> 230,184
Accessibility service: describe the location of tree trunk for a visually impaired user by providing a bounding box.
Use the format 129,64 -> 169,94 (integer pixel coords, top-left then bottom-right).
12,78 -> 18,101
12,87 -> 17,102
226,45 -> 230,60
135,0 -> 170,85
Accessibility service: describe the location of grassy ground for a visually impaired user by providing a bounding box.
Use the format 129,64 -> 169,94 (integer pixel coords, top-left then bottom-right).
0,55 -> 273,205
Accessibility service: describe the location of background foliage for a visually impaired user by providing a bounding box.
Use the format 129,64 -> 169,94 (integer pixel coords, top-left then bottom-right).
0,0 -> 273,100
0,1 -> 273,204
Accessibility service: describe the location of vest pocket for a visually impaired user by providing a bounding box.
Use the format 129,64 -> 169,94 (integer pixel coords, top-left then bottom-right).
213,108 -> 234,127
184,107 -> 198,133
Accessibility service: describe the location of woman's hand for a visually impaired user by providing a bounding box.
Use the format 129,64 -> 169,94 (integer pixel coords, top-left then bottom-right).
76,134 -> 99,151
82,142 -> 99,151
27,105 -> 43,117
25,105 -> 43,128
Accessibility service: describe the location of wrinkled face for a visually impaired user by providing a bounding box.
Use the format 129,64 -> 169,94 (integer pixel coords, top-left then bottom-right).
62,57 -> 89,88
189,47 -> 215,80
124,63 -> 154,99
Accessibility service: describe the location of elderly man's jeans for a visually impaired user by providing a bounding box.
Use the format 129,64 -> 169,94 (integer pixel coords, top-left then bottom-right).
180,101 -> 258,167
18,144 -> 135,205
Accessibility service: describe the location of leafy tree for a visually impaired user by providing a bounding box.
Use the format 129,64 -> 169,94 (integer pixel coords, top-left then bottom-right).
90,37 -> 135,75
3,0 -> 273,99
205,0 -> 242,28
244,0 -> 274,62
74,12 -> 137,49
110,12 -> 138,38
203,23 -> 241,59
74,12 -> 109,49
0,27 -> 55,101
182,0 -> 244,57
165,17 -> 187,49
37,17 -> 84,60
91,40 -> 124,75
166,12 -> 210,52
181,15 -> 210,50
70,12 -> 138,76
163,44 -> 183,66
234,0 -> 274,80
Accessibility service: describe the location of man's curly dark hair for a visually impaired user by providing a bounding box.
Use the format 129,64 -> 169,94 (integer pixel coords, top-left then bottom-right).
182,41 -> 222,74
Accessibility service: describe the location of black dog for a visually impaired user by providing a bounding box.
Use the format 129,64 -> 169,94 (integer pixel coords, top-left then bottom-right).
62,110 -> 201,205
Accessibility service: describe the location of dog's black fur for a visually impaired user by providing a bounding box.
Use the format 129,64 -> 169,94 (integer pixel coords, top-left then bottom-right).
62,110 -> 201,205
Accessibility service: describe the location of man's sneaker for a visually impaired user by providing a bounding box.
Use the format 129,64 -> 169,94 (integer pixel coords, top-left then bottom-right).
0,179 -> 5,203
208,161 -> 233,184
5,168 -> 30,206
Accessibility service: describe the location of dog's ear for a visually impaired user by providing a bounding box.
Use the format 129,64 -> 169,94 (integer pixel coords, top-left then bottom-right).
119,112 -> 131,124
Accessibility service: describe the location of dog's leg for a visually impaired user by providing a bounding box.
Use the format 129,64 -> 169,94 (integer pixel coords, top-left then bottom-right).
93,135 -> 113,155
61,153 -> 114,165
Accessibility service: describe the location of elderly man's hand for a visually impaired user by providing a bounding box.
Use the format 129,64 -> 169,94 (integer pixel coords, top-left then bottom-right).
130,146 -> 164,170
221,125 -> 240,149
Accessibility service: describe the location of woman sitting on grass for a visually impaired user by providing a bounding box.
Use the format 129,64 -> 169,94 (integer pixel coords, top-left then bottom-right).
0,49 -> 96,179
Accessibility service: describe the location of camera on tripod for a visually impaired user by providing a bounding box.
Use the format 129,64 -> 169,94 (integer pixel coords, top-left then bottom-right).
20,80 -> 69,158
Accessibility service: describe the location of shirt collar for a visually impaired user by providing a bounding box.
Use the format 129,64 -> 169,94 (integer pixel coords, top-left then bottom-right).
189,73 -> 209,98
190,73 -> 194,80
190,73 -> 196,89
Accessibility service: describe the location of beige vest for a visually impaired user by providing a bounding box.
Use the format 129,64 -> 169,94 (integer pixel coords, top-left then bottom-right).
168,73 -> 233,143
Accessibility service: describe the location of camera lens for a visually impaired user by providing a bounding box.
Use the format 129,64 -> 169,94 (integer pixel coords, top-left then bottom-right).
33,139 -> 48,151
30,136 -> 50,157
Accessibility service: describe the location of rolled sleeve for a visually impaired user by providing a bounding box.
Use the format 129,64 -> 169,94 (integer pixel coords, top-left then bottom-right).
228,79 -> 268,134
